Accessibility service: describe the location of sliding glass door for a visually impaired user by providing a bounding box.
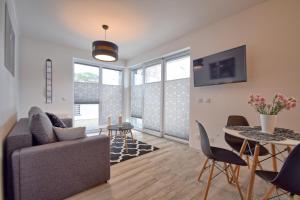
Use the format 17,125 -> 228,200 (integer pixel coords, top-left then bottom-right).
130,52 -> 190,140
143,63 -> 162,136
130,68 -> 143,130
73,63 -> 99,132
100,68 -> 123,124
164,55 -> 190,140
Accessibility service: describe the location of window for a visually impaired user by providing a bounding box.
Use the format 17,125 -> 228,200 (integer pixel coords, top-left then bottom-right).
100,68 -> 123,124
145,64 -> 161,83
166,56 -> 190,80
73,63 -> 99,132
131,68 -> 144,131
143,63 -> 162,134
74,63 -> 99,83
102,68 -> 122,85
164,55 -> 190,140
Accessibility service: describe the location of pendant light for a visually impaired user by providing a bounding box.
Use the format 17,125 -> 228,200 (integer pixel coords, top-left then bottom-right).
92,25 -> 118,62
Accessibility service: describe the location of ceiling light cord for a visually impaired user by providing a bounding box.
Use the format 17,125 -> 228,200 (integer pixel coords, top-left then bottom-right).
102,24 -> 109,41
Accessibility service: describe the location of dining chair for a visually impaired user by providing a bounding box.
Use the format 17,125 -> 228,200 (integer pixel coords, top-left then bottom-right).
255,144 -> 300,199
225,115 -> 269,158
196,120 -> 247,200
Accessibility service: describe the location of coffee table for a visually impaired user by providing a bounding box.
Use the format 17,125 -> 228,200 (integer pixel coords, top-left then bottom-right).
107,122 -> 134,152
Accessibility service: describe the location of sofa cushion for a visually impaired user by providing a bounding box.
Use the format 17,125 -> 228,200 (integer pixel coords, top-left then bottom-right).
46,112 -> 67,128
30,113 -> 57,144
53,127 -> 86,141
28,106 -> 44,126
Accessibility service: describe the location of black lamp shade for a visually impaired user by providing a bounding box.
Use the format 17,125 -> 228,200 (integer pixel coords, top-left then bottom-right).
92,40 -> 118,62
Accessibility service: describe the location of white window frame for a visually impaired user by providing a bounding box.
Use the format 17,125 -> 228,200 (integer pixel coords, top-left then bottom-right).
73,60 -> 124,128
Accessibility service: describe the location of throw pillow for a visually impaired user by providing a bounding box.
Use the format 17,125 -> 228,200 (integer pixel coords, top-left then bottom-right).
30,112 -> 57,144
28,106 -> 44,127
46,112 -> 67,128
53,127 -> 86,141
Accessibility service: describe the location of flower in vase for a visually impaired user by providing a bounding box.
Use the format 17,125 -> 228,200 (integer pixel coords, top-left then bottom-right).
248,93 -> 297,115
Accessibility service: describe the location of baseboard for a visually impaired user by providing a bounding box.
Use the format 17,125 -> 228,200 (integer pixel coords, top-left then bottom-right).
163,134 -> 189,144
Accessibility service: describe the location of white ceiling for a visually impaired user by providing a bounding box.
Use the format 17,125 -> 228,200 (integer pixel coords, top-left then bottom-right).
15,0 -> 266,60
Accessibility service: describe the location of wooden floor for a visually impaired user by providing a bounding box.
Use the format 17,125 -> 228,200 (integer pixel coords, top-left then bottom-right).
67,132 -> 292,200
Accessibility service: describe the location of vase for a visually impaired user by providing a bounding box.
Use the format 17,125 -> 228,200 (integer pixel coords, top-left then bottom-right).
260,114 -> 277,133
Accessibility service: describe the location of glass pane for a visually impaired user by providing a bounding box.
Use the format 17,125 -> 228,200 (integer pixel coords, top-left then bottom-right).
166,56 -> 190,81
73,63 -> 99,132
74,63 -> 99,83
143,82 -> 161,133
145,64 -> 161,83
164,79 -> 190,140
130,117 -> 143,130
133,68 -> 143,85
131,84 -> 143,118
74,104 -> 99,132
100,84 -> 123,125
102,68 -> 121,85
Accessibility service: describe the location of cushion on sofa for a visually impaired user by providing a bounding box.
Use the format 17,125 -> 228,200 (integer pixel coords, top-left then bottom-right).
53,127 -> 86,141
30,113 -> 57,144
46,112 -> 67,128
28,106 -> 44,126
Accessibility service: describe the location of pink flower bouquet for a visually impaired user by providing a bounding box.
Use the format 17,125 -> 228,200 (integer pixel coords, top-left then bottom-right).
248,94 -> 296,115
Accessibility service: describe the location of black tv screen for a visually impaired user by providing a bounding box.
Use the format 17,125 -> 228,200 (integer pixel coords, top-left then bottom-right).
193,45 -> 247,87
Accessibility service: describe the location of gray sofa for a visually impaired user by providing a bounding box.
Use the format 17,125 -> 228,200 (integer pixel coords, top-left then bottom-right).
4,107 -> 110,200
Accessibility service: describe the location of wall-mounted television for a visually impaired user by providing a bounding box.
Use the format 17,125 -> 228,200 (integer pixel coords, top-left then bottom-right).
193,45 -> 247,87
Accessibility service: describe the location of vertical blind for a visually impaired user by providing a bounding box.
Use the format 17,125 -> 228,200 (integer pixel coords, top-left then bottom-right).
143,82 -> 161,132
164,55 -> 190,140
130,69 -> 143,118
100,84 -> 123,124
143,64 -> 161,132
164,78 -> 190,139
100,68 -> 123,125
131,85 -> 143,118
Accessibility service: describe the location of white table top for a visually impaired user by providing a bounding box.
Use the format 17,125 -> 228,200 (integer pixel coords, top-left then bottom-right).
223,127 -> 300,146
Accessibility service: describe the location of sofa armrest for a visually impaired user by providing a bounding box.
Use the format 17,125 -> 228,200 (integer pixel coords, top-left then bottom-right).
12,135 -> 110,200
61,118 -> 73,127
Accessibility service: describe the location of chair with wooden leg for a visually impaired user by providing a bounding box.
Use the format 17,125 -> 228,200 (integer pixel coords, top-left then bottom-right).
255,144 -> 300,200
196,121 -> 247,200
225,115 -> 269,159
225,115 -> 269,179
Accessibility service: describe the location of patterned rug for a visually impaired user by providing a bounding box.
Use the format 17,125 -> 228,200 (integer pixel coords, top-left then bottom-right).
110,136 -> 159,165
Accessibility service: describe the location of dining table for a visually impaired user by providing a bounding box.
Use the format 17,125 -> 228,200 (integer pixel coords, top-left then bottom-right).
223,126 -> 300,200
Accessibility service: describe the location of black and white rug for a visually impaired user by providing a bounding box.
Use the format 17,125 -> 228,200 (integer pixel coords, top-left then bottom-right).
110,136 -> 159,165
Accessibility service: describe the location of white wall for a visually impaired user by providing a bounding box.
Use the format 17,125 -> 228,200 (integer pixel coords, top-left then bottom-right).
127,0 -> 300,149
18,36 -> 125,118
0,0 -> 19,199
0,0 -> 19,127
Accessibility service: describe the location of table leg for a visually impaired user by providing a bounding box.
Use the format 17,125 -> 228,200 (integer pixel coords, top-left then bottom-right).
124,133 -> 128,153
233,140 -> 248,182
270,144 -> 277,171
130,129 -> 134,142
108,130 -> 111,140
246,144 -> 260,200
